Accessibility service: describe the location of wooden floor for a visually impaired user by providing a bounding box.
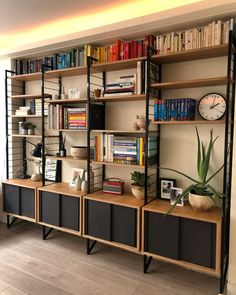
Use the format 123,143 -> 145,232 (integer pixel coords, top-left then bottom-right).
0,221 -> 219,295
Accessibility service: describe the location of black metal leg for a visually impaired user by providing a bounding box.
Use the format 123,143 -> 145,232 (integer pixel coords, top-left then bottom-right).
87,238 -> 97,255
220,259 -> 228,294
7,215 -> 18,228
143,254 -> 152,273
42,225 -> 54,240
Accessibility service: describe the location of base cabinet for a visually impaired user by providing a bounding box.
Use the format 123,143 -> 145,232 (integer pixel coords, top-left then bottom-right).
143,207 -> 220,274
84,199 -> 138,248
144,211 -> 216,268
39,191 -> 80,232
3,183 -> 35,220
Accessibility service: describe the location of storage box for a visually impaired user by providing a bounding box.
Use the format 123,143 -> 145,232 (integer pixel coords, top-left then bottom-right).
103,178 -> 124,195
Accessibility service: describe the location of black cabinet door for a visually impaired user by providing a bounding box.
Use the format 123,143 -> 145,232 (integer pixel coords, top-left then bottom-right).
144,211 -> 179,259
61,195 -> 80,231
20,187 -> 35,218
180,218 -> 216,268
3,184 -> 20,215
112,205 -> 137,247
85,200 -> 111,241
40,191 -> 60,226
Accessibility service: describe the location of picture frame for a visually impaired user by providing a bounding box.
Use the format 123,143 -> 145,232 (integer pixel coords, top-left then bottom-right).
170,187 -> 184,206
45,159 -> 61,182
69,168 -> 84,187
160,178 -> 176,199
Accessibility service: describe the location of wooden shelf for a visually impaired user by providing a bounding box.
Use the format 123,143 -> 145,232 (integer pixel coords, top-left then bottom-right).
152,44 -> 228,64
152,119 -> 226,125
8,94 -> 51,99
151,76 -> 228,90
2,178 -> 44,189
46,155 -> 87,163
85,190 -> 144,209
91,57 -> 145,72
9,134 -> 42,138
48,128 -> 87,132
143,199 -> 222,224
92,129 -> 149,134
91,160 -> 144,168
45,98 -> 87,104
95,94 -> 146,102
38,182 -> 86,198
9,115 -> 43,118
8,45 -> 229,82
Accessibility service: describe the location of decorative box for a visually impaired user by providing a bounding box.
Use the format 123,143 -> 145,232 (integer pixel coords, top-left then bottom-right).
103,178 -> 124,195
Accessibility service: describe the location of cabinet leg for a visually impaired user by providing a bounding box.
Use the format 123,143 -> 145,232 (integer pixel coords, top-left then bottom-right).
7,215 -> 18,228
42,225 -> 54,240
87,238 -> 97,255
143,255 -> 152,273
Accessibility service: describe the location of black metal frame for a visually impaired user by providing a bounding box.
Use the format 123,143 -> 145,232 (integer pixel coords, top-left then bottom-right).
87,238 -> 97,254
143,28 -> 236,287
7,215 -> 18,228
220,24 -> 236,294
42,225 -> 54,240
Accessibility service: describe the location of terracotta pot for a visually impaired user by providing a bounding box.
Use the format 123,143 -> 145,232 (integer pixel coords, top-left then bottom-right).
189,192 -> 215,211
131,185 -> 144,199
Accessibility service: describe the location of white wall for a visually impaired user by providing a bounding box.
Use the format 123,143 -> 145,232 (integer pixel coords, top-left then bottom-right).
0,58 -> 11,220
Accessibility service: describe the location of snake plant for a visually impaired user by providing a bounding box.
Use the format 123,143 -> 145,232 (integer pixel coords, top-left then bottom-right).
159,127 -> 224,208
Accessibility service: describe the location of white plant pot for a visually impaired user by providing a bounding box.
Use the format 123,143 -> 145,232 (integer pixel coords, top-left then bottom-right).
131,185 -> 144,199
31,173 -> 42,182
189,192 -> 215,211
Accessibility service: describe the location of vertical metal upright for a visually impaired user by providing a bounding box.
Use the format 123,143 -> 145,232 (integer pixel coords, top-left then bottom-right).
220,23 -> 236,294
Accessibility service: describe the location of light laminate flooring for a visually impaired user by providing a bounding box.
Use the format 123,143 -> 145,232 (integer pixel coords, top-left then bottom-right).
0,221 -> 219,295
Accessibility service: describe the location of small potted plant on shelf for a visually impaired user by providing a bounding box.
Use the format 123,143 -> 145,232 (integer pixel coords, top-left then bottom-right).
159,127 -> 224,211
131,171 -> 145,199
20,122 -> 29,135
27,122 -> 36,135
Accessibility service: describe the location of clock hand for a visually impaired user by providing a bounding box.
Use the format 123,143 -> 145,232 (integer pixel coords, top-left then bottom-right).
214,108 -> 224,113
210,103 -> 220,109
211,96 -> 216,107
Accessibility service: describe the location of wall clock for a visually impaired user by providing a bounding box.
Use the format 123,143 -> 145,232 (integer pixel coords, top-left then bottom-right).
198,93 -> 226,120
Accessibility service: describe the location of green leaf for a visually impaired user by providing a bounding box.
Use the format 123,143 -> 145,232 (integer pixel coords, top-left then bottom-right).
205,163 -> 224,184
158,167 -> 199,184
196,127 -> 201,177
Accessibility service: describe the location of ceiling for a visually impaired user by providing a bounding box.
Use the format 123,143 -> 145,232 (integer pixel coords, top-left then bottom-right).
0,0 -> 128,34
0,0 -> 236,58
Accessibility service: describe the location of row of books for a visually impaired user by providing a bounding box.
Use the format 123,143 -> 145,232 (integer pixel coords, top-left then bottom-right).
14,99 -> 48,116
154,98 -> 196,121
48,104 -> 105,130
48,105 -> 87,130
156,19 -> 233,55
12,18 -> 233,75
94,135 -> 157,165
104,75 -> 136,97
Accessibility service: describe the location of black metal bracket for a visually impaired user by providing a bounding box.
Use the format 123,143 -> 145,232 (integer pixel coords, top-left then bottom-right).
87,238 -> 97,255
143,254 -> 152,273
7,215 -> 18,228
42,225 -> 54,240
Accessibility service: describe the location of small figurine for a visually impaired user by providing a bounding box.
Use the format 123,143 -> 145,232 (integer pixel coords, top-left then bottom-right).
134,115 -> 146,131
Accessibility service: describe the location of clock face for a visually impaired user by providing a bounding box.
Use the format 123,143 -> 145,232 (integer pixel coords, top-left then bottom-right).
198,93 -> 226,120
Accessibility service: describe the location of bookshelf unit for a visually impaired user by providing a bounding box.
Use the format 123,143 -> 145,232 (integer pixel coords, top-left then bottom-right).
3,18 -> 235,294
141,24 -> 236,295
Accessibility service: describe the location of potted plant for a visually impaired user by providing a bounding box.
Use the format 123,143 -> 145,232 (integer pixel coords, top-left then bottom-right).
27,122 -> 36,135
20,122 -> 29,135
131,171 -> 145,199
159,127 -> 224,211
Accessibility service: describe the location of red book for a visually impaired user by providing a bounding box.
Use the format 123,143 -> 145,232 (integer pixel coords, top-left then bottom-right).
124,42 -> 131,60
111,45 -> 116,61
137,40 -> 143,57
131,40 -> 138,58
115,40 -> 122,61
